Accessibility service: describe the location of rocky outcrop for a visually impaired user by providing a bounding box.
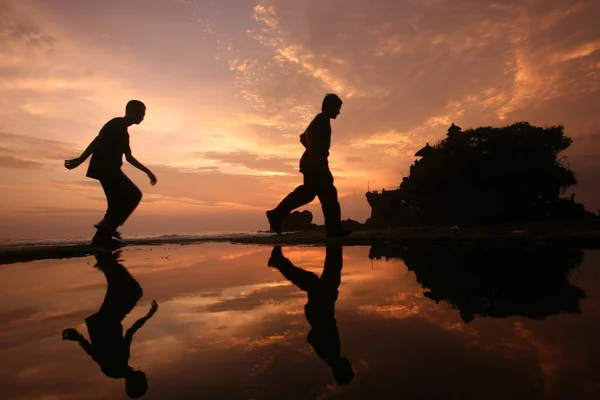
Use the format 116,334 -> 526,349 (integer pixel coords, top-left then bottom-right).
281,210 -> 317,232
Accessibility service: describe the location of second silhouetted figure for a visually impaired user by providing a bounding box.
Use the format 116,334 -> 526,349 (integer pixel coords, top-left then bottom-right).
64,100 -> 157,248
267,94 -> 351,238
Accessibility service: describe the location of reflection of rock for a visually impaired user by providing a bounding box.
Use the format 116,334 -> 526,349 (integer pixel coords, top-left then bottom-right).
369,245 -> 586,323
281,210 -> 317,232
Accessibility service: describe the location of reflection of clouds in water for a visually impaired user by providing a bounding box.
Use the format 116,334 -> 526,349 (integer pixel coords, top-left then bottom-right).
358,303 -> 422,319
1,244 -> 599,399
198,283 -> 304,313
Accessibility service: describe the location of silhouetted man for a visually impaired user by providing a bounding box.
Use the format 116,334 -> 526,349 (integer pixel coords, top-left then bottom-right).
62,250 -> 158,399
64,100 -> 157,247
268,246 -> 354,385
267,94 -> 351,238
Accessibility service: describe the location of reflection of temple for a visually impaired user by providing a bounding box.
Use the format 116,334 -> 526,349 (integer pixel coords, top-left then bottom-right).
369,245 -> 586,324
365,123 -> 588,227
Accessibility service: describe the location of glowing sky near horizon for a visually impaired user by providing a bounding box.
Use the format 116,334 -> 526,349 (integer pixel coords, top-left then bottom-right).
1,0 -> 600,239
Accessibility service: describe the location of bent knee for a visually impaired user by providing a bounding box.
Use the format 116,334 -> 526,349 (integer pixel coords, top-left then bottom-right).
324,184 -> 338,197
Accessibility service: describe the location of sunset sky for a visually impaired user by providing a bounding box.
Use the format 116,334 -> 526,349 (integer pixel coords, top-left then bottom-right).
1,0 -> 600,240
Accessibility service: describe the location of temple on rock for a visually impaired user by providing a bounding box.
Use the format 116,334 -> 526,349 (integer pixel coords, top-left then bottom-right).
365,123 -> 589,227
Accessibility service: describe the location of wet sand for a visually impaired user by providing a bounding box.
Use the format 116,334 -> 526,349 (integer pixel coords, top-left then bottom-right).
1,243 -> 600,399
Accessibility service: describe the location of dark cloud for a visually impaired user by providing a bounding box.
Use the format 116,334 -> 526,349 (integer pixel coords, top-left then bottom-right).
195,166 -> 221,171
345,156 -> 365,163
0,132 -> 77,169
0,154 -> 43,169
24,206 -> 100,214
127,163 -> 292,208
193,150 -> 297,174
0,1 -> 57,51
50,179 -> 97,187
0,305 -> 40,325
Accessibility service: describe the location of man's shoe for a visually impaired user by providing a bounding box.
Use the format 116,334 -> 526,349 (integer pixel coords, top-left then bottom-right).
94,223 -> 121,239
266,210 -> 284,235
268,246 -> 285,267
91,236 -> 122,251
92,229 -> 122,250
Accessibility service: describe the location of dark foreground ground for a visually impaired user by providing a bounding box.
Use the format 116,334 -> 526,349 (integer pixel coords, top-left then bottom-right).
2,221 -> 600,265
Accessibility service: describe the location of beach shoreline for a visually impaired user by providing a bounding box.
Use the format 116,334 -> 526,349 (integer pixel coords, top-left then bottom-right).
2,221 -> 600,265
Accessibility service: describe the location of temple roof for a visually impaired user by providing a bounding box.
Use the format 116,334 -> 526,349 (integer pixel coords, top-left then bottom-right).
415,142 -> 436,157
447,123 -> 462,136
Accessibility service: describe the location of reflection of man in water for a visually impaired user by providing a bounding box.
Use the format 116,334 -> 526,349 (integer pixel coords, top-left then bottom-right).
62,251 -> 158,398
268,245 -> 354,385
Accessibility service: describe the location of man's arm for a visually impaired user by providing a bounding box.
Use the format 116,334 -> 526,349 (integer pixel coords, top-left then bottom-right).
125,152 -> 157,185
124,300 -> 158,345
64,137 -> 98,170
62,328 -> 95,359
306,118 -> 330,169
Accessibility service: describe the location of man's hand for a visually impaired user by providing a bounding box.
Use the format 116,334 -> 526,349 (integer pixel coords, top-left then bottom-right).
64,157 -> 83,170
149,300 -> 158,315
62,328 -> 83,341
147,171 -> 157,186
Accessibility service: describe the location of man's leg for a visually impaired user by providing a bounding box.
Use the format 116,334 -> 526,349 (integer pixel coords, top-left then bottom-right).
113,173 -> 142,228
267,174 -> 316,234
99,178 -> 119,232
268,247 -> 320,292
317,184 -> 342,232
95,251 -> 143,321
314,171 -> 349,237
305,245 -> 353,385
275,185 -> 316,214
94,177 -> 122,245
319,246 -> 343,290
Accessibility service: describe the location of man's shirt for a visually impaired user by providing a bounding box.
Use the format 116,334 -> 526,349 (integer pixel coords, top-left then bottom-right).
87,117 -> 131,180
299,113 -> 331,173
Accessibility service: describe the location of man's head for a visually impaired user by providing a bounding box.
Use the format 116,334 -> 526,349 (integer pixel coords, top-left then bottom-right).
332,357 -> 354,385
125,100 -> 146,125
321,93 -> 343,119
125,370 -> 148,398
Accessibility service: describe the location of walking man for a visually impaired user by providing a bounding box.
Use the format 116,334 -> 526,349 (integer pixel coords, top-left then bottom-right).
64,100 -> 157,247
267,94 -> 350,238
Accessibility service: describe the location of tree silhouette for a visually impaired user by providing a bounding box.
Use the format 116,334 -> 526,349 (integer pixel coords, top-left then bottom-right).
398,122 -> 577,224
